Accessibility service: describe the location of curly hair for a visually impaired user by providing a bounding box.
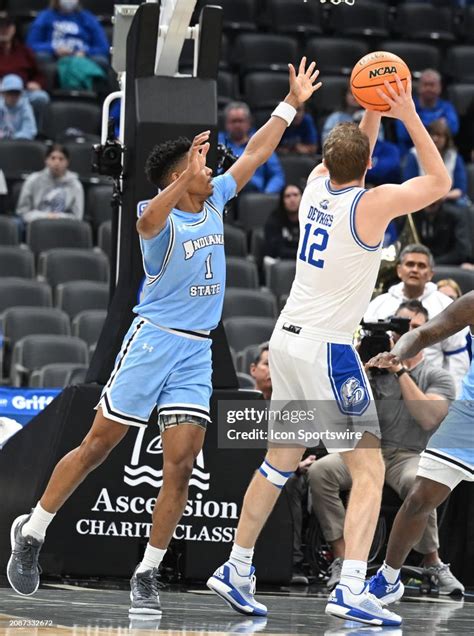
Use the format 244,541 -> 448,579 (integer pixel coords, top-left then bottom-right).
145,137 -> 191,189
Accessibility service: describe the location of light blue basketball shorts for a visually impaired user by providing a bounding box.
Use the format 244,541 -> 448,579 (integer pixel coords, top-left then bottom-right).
418,400 -> 474,490
97,316 -> 212,429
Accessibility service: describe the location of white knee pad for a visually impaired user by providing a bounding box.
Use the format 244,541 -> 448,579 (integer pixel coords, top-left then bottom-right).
258,459 -> 294,489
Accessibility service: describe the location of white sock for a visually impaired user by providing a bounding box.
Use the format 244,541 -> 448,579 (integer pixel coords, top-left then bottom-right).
229,543 -> 254,576
137,544 -> 167,573
22,502 -> 55,541
381,561 -> 400,584
339,559 -> 367,594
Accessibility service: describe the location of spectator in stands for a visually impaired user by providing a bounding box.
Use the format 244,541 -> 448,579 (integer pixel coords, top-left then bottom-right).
437,278 -> 462,301
0,16 -> 49,131
16,143 -> 84,223
308,300 -> 462,595
412,200 -> 471,266
396,69 -> 459,156
249,341 -> 315,586
321,88 -> 359,144
279,104 -> 318,155
0,74 -> 37,140
249,342 -> 272,401
352,112 -> 401,186
264,184 -> 301,261
219,102 -> 285,194
403,119 -> 469,206
364,244 -> 469,395
27,1 -> 109,68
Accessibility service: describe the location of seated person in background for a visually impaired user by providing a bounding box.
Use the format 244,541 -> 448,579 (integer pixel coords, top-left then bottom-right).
249,341 -> 316,586
0,74 -> 36,139
403,119 -> 469,206
219,102 -> 285,194
263,184 -> 302,260
322,87 -> 359,144
27,0 -> 109,68
396,69 -> 459,157
16,143 -> 84,223
412,200 -> 472,266
278,104 -> 318,155
308,301 -> 462,596
437,278 -> 462,302
364,244 -> 469,395
0,16 -> 49,130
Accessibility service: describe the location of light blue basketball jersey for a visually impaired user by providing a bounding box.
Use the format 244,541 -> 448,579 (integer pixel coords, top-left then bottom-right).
134,173 -> 237,331
460,335 -> 474,400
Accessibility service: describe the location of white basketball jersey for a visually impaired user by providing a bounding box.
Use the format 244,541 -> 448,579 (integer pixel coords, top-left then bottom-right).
281,176 -> 382,342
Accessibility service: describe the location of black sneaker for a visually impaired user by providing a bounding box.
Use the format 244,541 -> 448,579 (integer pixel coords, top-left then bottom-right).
7,513 -> 43,596
290,566 -> 309,585
129,565 -> 162,615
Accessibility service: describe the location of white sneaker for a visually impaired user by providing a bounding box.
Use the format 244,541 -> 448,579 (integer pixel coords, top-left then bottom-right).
325,583 -> 402,626
207,561 -> 267,616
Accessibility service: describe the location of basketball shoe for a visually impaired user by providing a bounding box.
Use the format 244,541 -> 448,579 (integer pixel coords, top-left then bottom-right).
129,565 -> 162,615
7,512 -> 43,596
325,583 -> 402,626
207,561 -> 267,616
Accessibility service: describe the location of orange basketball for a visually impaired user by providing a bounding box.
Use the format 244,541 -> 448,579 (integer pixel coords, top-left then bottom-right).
350,51 -> 411,112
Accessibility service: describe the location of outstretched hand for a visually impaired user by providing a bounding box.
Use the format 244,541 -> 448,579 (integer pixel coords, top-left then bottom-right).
287,57 -> 322,107
376,75 -> 416,122
184,131 -> 210,179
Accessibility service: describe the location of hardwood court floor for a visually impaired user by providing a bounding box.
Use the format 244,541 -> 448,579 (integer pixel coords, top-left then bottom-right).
0,583 -> 473,635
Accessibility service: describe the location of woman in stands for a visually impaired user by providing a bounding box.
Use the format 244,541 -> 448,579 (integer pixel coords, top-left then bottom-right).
16,144 -> 84,223
27,0 -> 109,68
263,183 -> 302,261
437,278 -> 462,302
403,118 -> 469,206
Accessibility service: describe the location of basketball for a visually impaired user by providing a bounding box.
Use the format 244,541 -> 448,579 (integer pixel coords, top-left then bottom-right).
350,51 -> 411,112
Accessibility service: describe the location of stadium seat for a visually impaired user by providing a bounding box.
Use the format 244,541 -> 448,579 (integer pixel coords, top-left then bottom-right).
226,257 -> 259,289
223,288 -> 277,319
65,143 -> 95,179
394,3 -> 455,42
0,247 -> 34,278
42,101 -> 102,140
305,38 -> 369,77
217,72 -> 237,107
195,0 -> 257,32
379,41 -> 442,75
279,155 -> 317,188
98,221 -> 112,260
38,249 -> 109,287
224,224 -> 247,257
7,0 -> 44,17
223,317 -> 276,352
243,73 -> 289,109
464,6 -> 474,44
268,260 -> 296,299
467,164 -> 474,202
29,363 -> 89,388
85,184 -> 114,229
444,46 -> 474,83
237,193 -> 279,232
0,278 -> 52,315
72,310 -> 107,347
237,372 -> 256,389
233,34 -> 299,74
0,140 -> 46,180
236,344 -> 261,374
250,228 -> 265,270
81,0 -> 116,19
56,281 -> 109,319
267,0 -> 324,36
447,84 -> 474,118
27,219 -> 93,255
0,216 -> 20,245
10,335 -> 89,387
310,76 -> 348,117
328,1 -> 389,39
432,267 -> 474,294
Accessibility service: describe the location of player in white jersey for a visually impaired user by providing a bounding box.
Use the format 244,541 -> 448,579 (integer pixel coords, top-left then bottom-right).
208,77 -> 452,626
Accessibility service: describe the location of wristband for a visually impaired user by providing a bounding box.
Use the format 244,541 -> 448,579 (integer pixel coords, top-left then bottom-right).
395,367 -> 407,378
271,102 -> 297,127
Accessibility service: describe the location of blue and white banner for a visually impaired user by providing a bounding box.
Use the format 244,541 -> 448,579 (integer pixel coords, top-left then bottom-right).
0,388 -> 60,448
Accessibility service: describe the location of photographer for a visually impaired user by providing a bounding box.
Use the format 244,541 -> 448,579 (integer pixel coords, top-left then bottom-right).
307,300 -> 463,595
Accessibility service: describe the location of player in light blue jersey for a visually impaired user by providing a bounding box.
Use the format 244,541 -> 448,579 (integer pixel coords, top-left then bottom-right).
367,291 -> 474,605
6,58 -> 322,615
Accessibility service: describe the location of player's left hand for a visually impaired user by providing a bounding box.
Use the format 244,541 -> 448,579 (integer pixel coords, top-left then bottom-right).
367,351 -> 401,370
287,57 -> 322,107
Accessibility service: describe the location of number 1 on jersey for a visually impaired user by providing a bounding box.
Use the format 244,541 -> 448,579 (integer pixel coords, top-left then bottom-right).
204,253 -> 213,279
299,223 -> 329,268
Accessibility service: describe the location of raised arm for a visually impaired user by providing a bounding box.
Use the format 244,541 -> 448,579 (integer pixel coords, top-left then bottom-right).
228,58 -> 321,193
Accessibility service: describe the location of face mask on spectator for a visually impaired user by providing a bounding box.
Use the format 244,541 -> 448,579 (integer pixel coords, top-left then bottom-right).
59,0 -> 79,12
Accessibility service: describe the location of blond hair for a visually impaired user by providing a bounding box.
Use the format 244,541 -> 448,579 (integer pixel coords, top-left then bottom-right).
323,122 -> 370,185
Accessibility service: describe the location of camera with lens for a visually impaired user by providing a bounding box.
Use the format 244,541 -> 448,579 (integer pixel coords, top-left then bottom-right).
217,143 -> 238,173
92,119 -> 124,179
358,317 -> 411,371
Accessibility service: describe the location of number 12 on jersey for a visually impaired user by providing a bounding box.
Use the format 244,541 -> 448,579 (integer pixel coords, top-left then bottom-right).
299,224 -> 329,268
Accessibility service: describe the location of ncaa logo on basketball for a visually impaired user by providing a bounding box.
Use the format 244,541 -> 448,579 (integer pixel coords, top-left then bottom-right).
369,66 -> 397,79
